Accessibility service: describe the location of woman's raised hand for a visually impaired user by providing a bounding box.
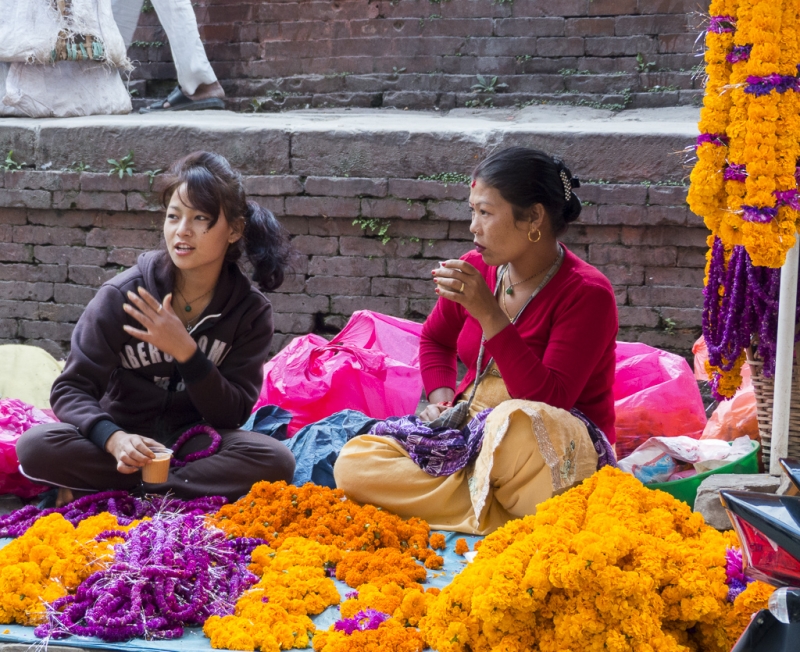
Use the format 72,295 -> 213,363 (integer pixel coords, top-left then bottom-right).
122,287 -> 198,363
433,260 -> 510,340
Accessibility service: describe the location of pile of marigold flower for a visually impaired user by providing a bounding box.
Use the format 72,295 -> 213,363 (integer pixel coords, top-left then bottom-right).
0,512 -> 128,625
204,481 -> 448,652
420,467 -> 773,652
209,481 -> 437,563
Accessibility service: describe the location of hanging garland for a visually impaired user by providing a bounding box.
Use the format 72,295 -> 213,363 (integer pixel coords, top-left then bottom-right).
689,0 -> 800,398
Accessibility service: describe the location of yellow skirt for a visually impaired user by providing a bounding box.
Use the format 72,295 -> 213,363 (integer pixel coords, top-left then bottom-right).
334,395 -> 599,535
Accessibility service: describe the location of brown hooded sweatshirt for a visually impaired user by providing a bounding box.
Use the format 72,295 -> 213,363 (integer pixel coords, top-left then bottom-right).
50,251 -> 274,449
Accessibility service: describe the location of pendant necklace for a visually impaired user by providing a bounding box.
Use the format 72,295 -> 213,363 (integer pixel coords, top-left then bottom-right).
500,246 -> 564,322
175,286 -> 214,313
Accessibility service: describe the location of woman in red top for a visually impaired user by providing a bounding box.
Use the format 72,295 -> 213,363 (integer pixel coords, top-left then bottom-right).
334,147 -> 618,534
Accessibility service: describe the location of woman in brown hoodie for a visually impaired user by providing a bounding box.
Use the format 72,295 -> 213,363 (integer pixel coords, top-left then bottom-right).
17,151 -> 296,505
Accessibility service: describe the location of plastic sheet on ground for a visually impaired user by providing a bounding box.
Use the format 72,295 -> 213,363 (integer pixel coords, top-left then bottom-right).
0,530 -> 483,651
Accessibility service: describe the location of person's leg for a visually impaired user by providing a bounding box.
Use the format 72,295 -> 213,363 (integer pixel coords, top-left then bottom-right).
333,434 -> 511,534
17,423 -> 141,492
150,0 -> 221,98
150,429 -> 296,502
110,0 -> 146,49
487,402 -> 599,519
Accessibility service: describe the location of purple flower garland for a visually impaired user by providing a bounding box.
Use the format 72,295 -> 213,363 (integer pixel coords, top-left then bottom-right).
723,163 -> 747,182
170,424 -> 222,468
709,15 -> 736,33
0,491 -> 226,538
696,133 -> 729,148
34,513 -> 259,642
744,73 -> 800,97
333,609 -> 390,635
726,547 -> 752,602
726,44 -> 752,64
703,237 -> 800,397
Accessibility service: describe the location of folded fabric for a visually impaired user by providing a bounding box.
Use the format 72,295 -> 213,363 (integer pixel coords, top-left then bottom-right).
369,409 -> 492,477
242,405 -> 293,441
284,410 -> 378,488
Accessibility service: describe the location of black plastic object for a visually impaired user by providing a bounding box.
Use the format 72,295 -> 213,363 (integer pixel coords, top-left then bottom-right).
731,609 -> 800,652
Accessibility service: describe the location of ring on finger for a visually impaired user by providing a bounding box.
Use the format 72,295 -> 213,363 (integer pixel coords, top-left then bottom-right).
157,304 -> 163,313
459,281 -> 466,293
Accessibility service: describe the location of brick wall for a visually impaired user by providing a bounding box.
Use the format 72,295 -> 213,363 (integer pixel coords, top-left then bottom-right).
128,0 -> 710,111
0,169 -> 703,361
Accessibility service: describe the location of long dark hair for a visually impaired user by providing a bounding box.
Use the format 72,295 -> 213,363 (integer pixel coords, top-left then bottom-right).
472,147 -> 582,236
160,151 -> 292,292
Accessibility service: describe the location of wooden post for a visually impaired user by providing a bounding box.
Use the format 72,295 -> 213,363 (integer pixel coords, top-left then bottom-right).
770,239 -> 800,475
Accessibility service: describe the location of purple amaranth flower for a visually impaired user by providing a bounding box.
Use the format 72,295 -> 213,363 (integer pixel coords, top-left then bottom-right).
725,548 -> 753,602
333,609 -> 390,635
35,513 -> 257,643
697,133 -> 729,148
726,44 -> 752,64
344,591 -> 359,600
774,189 -> 800,210
709,15 -> 736,33
741,205 -> 778,223
703,238 -> 788,393
723,163 -> 747,182
744,74 -> 800,97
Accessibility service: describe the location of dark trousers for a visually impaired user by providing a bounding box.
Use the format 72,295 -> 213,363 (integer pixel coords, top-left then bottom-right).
17,422 -> 296,503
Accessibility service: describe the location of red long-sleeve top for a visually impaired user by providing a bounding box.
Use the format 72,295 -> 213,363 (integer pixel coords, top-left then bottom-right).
420,246 -> 619,442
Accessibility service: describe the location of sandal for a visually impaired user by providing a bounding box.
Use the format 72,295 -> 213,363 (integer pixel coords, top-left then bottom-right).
139,86 -> 225,114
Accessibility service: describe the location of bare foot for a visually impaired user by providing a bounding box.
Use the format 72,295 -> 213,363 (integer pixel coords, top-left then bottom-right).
56,487 -> 74,508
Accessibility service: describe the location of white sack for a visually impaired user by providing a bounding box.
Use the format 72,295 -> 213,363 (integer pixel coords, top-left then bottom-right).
0,63 -> 27,117
0,0 -> 129,68
3,62 -> 131,118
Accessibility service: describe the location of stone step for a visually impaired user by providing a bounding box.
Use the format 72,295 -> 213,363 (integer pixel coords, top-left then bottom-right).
0,105 -> 699,183
127,71 -> 703,112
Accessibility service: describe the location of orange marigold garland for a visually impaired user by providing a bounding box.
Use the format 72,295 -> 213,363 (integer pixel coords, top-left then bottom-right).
204,538 -> 342,652
692,0 -> 800,397
209,481 -> 434,561
335,548 -> 427,589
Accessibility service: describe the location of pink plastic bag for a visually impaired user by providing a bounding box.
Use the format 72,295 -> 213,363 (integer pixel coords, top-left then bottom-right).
255,311 -> 424,436
0,398 -> 55,498
614,342 -> 707,460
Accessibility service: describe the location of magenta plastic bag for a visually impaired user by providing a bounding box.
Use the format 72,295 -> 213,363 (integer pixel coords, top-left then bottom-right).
613,342 -> 707,460
255,311 -> 424,436
0,398 -> 55,498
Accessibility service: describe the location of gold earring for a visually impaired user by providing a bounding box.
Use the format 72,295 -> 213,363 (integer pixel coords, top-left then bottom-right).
528,225 -> 542,243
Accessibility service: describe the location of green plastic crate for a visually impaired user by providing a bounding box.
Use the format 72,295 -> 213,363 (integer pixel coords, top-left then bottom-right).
647,440 -> 760,510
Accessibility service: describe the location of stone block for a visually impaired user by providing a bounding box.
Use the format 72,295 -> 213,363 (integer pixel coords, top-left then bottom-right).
695,474 -> 781,531
37,119 -> 291,175
388,178 -> 469,201
80,173 -> 149,193
360,198 -> 426,220
308,255 -> 385,277
290,235 -> 339,255
286,196 -> 360,218
0,189 -> 51,210
305,177 -> 388,198
245,175 -> 304,196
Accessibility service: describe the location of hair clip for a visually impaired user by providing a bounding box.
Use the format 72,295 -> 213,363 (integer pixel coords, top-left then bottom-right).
559,170 -> 571,201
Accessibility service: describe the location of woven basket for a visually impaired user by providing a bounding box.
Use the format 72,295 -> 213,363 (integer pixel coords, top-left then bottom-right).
749,347 -> 800,471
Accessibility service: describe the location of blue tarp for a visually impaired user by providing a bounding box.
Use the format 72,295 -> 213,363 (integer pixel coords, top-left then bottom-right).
0,530 -> 483,651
